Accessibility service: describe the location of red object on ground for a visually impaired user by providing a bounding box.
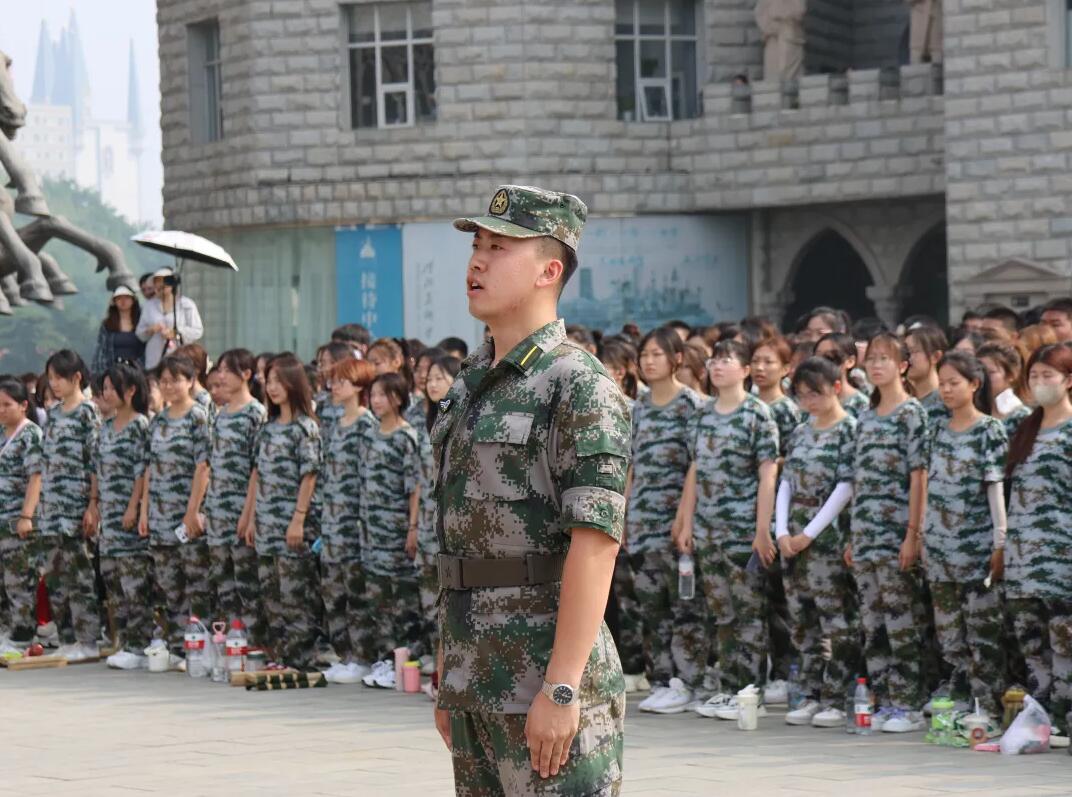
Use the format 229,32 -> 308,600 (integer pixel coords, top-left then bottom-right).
26,643 -> 44,657
36,576 -> 51,624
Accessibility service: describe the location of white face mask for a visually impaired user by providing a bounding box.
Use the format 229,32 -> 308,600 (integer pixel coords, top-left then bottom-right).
1032,383 -> 1068,408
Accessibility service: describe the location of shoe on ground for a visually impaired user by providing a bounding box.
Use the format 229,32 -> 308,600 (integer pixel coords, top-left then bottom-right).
764,679 -> 788,705
332,662 -> 370,684
419,654 -> 436,676
881,709 -> 925,733
648,678 -> 694,714
637,685 -> 669,712
713,697 -> 769,722
870,706 -> 895,732
106,650 -> 147,670
811,706 -> 846,728
363,659 -> 395,688
785,700 -> 821,726
322,662 -> 345,683
1050,727 -> 1070,748
694,692 -> 735,718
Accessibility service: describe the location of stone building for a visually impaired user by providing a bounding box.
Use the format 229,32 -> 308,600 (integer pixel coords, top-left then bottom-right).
156,0 -> 1072,355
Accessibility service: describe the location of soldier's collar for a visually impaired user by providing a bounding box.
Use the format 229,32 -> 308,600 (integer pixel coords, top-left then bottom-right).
498,319 -> 566,373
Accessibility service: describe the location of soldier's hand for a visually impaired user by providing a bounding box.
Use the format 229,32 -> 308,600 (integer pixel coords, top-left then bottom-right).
989,548 -> 1004,583
434,706 -> 452,751
525,692 -> 579,779
673,523 -> 693,554
184,511 -> 204,539
898,534 -> 919,572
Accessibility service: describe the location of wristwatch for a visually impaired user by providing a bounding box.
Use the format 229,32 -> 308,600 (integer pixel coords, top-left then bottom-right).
542,680 -> 578,706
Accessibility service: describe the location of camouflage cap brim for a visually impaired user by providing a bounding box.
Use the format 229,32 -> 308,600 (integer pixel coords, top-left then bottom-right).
453,216 -> 547,240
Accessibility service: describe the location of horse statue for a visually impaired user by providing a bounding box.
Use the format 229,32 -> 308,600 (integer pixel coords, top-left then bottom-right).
0,50 -> 135,315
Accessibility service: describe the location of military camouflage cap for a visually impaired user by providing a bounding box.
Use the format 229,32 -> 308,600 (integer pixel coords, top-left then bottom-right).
453,185 -> 587,251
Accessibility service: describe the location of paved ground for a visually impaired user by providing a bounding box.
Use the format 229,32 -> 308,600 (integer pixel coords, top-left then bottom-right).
3,665 -> 1069,796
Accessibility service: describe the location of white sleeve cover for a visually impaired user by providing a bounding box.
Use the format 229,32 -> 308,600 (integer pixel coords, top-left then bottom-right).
987,481 -> 1007,549
801,482 -> 855,540
775,479 -> 792,539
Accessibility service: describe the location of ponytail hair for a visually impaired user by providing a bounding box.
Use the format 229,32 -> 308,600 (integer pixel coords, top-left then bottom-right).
936,351 -> 992,416
218,348 -> 264,403
598,338 -> 639,400
864,333 -> 913,409
1006,344 -> 1072,479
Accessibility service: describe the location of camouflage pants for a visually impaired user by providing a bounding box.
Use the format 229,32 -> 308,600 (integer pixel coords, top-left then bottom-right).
0,535 -> 38,642
40,535 -> 100,646
259,552 -> 319,669
783,545 -> 862,706
766,565 -> 797,682
320,550 -> 367,663
854,558 -> 925,709
1007,597 -> 1072,727
629,547 -> 707,690
149,546 -> 188,649
181,538 -> 212,621
449,695 -> 624,797
695,543 -> 767,693
610,551 -> 645,674
418,559 -> 440,655
929,581 -> 1004,714
100,554 -> 154,652
363,572 -> 423,661
207,543 -> 263,642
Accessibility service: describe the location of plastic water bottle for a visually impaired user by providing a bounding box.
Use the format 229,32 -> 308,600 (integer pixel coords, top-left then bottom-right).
845,682 -> 857,734
210,622 -> 228,683
225,619 -> 248,673
786,663 -> 803,711
183,616 -> 209,678
677,554 -> 695,600
853,677 -> 874,736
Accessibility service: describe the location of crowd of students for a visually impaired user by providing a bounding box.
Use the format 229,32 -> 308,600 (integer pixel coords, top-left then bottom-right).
2,297 -> 1072,734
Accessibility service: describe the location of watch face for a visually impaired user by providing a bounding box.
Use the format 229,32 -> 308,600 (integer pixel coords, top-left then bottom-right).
552,684 -> 574,705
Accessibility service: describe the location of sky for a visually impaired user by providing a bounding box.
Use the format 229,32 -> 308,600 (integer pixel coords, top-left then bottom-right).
0,0 -> 163,225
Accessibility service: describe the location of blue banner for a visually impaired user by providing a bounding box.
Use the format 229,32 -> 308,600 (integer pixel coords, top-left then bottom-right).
335,225 -> 403,339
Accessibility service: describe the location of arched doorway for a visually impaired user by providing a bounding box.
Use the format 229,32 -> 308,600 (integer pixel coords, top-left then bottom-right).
898,226 -> 948,326
782,230 -> 877,331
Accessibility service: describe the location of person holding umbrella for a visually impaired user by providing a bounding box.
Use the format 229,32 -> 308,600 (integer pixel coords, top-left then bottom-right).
136,267 -> 203,369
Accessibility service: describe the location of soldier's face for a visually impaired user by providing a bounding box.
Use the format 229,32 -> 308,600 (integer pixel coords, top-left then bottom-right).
467,230 -> 543,322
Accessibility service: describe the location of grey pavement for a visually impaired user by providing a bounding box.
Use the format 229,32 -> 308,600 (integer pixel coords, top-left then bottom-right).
2,665 -> 1069,796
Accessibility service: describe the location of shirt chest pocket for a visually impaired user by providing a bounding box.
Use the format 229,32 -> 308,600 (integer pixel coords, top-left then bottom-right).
463,412 -> 535,502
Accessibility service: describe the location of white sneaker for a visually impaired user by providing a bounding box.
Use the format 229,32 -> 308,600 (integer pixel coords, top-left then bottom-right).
77,642 -> 100,660
333,662 -> 370,684
713,697 -> 769,721
322,663 -> 345,683
693,692 -> 734,718
785,700 -> 822,726
106,650 -> 148,670
811,706 -> 846,728
764,679 -> 789,705
362,660 -> 393,688
881,709 -> 925,733
649,678 -> 694,714
56,643 -> 83,661
638,685 -> 671,712
370,665 -> 396,689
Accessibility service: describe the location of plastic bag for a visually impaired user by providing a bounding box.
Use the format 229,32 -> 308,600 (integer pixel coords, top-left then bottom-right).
999,695 -> 1051,755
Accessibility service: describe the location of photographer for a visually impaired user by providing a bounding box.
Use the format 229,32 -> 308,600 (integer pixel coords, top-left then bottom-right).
136,267 -> 203,369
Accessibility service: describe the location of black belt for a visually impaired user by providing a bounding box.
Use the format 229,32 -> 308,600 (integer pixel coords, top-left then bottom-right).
437,553 -> 565,590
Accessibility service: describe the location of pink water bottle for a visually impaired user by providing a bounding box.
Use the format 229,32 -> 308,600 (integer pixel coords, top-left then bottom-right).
403,661 -> 421,693
393,646 -> 409,692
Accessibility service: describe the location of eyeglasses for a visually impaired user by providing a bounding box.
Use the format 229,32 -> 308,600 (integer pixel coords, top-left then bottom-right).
705,357 -> 740,368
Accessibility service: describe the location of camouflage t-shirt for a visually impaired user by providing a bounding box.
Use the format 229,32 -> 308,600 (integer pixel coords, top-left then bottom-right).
147,405 -> 211,547
194,388 -> 216,422
1005,418 -> 1072,601
841,390 -> 870,419
252,415 -> 321,558
850,399 -> 929,562
321,411 -> 375,563
0,422 -> 43,530
765,395 -> 803,459
415,421 -> 439,565
1001,404 -> 1032,441
39,401 -> 100,537
315,392 -> 345,442
95,414 -> 150,557
626,387 -> 705,554
361,422 -> 421,578
688,393 -> 780,562
924,416 -> 1007,584
433,319 -> 630,714
918,389 -> 950,432
404,395 -> 426,431
782,415 -> 857,552
205,400 -> 267,546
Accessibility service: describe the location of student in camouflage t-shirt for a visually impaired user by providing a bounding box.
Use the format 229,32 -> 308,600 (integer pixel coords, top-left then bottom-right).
815,333 -> 870,419
906,326 -> 951,432
978,342 -> 1032,440
0,378 -> 44,645
924,353 -> 1008,713
679,339 -> 780,705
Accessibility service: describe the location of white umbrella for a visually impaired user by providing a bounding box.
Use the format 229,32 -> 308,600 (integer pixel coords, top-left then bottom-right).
131,230 -> 237,271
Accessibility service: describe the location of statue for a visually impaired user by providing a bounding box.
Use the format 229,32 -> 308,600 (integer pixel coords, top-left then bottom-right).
0,51 -> 134,315
906,0 -> 942,64
755,0 -> 806,82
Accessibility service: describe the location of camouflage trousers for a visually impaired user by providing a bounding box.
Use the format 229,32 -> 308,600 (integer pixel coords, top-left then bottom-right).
363,572 -> 424,661
100,554 -> 154,652
929,580 -> 1004,714
417,557 -> 440,655
765,565 -> 797,682
628,547 -> 707,690
1007,597 -> 1072,727
320,548 -> 367,663
0,535 -> 38,642
695,543 -> 767,693
854,558 -> 925,709
449,695 -> 624,797
783,545 -> 862,706
259,552 -> 320,669
609,551 -> 645,675
40,535 -> 101,646
150,542 -> 212,650
207,543 -> 263,642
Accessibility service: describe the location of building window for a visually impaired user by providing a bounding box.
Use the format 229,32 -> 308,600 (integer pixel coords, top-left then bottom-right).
615,0 -> 699,122
187,19 -> 223,143
346,2 -> 435,129
1067,0 -> 1072,67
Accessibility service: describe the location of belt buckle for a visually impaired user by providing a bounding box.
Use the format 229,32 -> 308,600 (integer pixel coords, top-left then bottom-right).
438,554 -> 463,589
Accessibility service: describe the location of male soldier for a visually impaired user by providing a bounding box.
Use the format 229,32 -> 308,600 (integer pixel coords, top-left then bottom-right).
432,185 -> 630,795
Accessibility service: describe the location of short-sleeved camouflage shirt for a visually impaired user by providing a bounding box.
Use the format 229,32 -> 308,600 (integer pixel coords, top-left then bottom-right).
205,400 -> 267,546
320,412 -> 375,563
841,390 -> 870,419
361,422 -> 421,578
687,394 -> 780,561
782,415 -> 857,552
40,401 -> 100,537
765,395 -> 803,459
918,389 -> 950,433
95,414 -> 150,557
850,399 -> 929,562
315,392 -> 345,442
433,319 -> 630,714
626,387 -> 704,554
0,422 -> 43,530
1001,404 -> 1032,440
252,415 -> 321,557
924,416 -> 1006,584
146,405 -> 211,546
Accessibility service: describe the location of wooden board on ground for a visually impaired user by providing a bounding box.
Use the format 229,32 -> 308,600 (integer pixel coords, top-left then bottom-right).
231,670 -> 327,690
0,655 -> 68,671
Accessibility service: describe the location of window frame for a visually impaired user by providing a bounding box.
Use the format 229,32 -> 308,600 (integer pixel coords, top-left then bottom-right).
614,0 -> 700,122
187,19 -> 223,143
